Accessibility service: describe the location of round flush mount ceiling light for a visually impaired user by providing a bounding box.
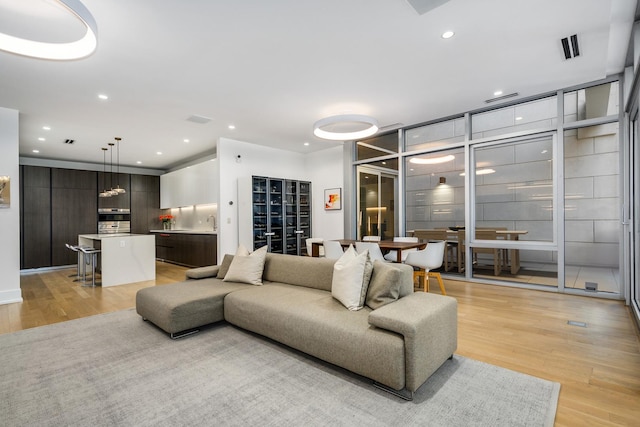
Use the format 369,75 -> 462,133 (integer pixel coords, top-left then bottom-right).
409,154 -> 455,165
441,31 -> 455,39
313,114 -> 379,141
0,0 -> 97,60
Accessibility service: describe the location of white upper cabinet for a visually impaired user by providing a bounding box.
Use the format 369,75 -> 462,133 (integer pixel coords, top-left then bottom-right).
160,160 -> 218,208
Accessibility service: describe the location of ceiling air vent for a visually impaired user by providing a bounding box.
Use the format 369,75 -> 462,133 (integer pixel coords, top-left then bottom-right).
484,92 -> 519,104
561,34 -> 580,60
186,114 -> 212,124
405,0 -> 450,15
64,139 -> 75,144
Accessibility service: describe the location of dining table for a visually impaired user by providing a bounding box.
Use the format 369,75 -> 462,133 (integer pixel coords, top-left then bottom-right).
311,239 -> 427,263
444,229 -> 529,274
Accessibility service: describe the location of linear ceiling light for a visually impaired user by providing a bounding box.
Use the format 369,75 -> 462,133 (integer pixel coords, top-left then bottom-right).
0,0 -> 97,60
409,154 -> 455,164
313,114 -> 379,141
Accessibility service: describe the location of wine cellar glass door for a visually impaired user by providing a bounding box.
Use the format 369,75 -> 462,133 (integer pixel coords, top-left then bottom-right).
252,177 -> 268,250
267,178 -> 284,253
298,181 -> 311,254
285,180 -> 299,255
243,176 -> 311,255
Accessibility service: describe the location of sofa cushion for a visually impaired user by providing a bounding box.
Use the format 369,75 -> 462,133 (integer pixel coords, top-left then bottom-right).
224,284 -> 406,391
262,252 -> 336,291
185,265 -> 220,280
331,245 -> 372,311
223,245 -> 267,285
135,279 -> 249,334
366,260 -> 405,309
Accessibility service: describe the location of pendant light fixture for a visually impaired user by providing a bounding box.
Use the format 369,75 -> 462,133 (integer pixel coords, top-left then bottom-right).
108,142 -> 118,196
113,137 -> 126,194
99,147 -> 111,198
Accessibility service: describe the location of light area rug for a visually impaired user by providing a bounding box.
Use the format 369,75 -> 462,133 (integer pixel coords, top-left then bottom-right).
0,309 -> 559,427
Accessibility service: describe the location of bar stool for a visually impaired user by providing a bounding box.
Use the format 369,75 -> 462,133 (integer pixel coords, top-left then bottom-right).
65,243 -> 86,281
79,246 -> 101,287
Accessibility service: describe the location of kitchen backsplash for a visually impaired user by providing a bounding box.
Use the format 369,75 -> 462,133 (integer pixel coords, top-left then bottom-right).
169,204 -> 217,231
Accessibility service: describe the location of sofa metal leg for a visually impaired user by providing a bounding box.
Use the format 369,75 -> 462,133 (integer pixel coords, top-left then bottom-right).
170,329 -> 199,340
373,382 -> 414,401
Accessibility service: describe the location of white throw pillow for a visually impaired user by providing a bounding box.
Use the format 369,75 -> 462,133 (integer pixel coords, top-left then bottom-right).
222,245 -> 267,286
331,245 -> 372,311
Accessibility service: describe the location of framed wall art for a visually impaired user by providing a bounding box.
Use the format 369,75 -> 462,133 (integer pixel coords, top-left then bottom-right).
0,176 -> 10,208
324,188 -> 341,210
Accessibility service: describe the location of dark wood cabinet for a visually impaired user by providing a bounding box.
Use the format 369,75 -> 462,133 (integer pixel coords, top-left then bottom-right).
20,166 -> 162,270
131,175 -> 161,234
51,168 -> 98,266
153,232 -> 217,267
20,166 -> 52,269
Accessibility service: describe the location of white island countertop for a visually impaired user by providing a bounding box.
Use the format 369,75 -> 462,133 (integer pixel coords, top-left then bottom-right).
79,233 -> 149,240
149,230 -> 217,235
78,234 -> 156,287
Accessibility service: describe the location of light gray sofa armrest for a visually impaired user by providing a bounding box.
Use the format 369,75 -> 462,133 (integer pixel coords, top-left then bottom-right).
185,265 -> 220,280
368,292 -> 457,392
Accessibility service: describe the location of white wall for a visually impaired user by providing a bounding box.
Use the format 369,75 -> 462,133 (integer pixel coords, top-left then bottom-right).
306,145 -> 344,240
0,108 -> 22,305
216,138 -> 345,260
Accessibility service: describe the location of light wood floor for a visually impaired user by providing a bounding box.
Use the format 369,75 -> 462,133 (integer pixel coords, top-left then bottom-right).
2,262 -> 639,426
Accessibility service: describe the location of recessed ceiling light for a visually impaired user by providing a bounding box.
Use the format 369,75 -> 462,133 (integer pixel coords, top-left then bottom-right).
441,31 -> 454,39
98,94 -> 109,100
156,152 -> 163,155
228,125 -> 236,130
38,137 -> 45,141
515,116 -> 523,121
42,126 -> 51,131
494,90 -> 503,97
32,149 -> 40,153
304,142 -> 310,146
136,161 -> 142,164
382,161 -> 387,165
183,139 -> 190,143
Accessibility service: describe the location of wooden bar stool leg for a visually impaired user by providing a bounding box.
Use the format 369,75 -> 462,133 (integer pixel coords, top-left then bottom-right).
428,272 -> 446,295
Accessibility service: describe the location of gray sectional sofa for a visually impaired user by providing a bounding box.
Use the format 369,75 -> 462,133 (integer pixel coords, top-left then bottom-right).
136,252 -> 457,399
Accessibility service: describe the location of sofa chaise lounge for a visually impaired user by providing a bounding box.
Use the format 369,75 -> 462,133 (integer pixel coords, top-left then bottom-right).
136,252 -> 457,399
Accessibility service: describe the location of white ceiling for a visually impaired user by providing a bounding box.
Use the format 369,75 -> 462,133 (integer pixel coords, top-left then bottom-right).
0,0 -> 636,170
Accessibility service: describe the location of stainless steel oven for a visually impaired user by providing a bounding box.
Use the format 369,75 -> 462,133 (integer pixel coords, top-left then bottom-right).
98,208 -> 131,234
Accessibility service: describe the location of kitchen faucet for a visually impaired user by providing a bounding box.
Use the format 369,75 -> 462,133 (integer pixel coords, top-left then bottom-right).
207,215 -> 217,231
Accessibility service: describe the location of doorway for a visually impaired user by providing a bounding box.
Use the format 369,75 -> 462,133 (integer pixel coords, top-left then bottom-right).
357,166 -> 397,240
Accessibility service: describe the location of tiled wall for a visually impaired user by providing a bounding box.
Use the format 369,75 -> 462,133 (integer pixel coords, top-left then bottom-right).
564,124 -> 619,267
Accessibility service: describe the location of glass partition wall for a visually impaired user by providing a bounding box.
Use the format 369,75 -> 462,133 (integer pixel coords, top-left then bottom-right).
353,77 -> 623,297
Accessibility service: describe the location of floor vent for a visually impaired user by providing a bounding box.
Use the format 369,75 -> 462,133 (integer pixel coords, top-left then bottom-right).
585,281 -> 598,292
567,320 -> 587,327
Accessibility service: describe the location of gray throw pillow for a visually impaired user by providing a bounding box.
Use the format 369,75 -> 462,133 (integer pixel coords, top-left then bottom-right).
216,254 -> 234,279
365,261 -> 403,310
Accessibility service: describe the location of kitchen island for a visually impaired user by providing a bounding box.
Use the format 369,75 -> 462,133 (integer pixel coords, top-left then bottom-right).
78,234 -> 156,287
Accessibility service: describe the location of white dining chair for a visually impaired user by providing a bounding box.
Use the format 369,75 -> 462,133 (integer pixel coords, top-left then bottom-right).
305,237 -> 324,257
323,240 -> 345,259
362,235 -> 381,242
354,241 -> 387,263
404,241 -> 446,295
383,236 -> 419,262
